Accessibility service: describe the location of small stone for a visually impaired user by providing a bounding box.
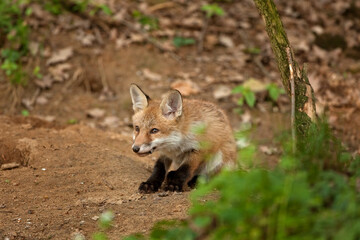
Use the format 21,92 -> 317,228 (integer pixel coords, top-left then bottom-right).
157,192 -> 169,197
91,216 -> 99,221
1,163 -> 20,170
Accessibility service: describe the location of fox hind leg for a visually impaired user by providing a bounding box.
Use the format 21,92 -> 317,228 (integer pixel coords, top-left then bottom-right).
139,156 -> 171,193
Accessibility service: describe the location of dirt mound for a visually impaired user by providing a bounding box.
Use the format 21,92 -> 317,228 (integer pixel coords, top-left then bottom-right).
0,115 -> 189,239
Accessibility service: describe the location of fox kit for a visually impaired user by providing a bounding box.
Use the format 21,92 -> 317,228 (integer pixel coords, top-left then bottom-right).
130,84 -> 236,193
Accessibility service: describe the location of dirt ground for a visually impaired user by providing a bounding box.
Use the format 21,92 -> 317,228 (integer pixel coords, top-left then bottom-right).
0,115 -> 191,239
1,0 -> 360,239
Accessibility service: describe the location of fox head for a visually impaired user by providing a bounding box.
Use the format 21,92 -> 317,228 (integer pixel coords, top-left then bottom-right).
130,84 -> 184,157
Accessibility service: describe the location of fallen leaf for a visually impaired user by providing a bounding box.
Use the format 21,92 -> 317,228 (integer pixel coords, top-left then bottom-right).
29,42 -> 40,56
142,68 -> 162,81
35,75 -> 53,89
242,78 -> 267,92
86,108 -> 105,119
100,116 -> 120,128
213,85 -> 232,99
170,80 -> 200,96
219,35 -> 234,48
46,47 -> 74,65
48,63 -> 72,82
36,96 -> 48,105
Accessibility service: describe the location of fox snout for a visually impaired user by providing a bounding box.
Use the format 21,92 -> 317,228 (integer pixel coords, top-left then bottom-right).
132,145 -> 140,153
131,142 -> 157,156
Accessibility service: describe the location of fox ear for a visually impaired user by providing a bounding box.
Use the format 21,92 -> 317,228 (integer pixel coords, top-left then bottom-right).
160,90 -> 183,119
130,84 -> 150,112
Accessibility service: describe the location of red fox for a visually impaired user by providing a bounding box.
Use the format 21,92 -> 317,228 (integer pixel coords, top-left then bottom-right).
130,84 -> 236,193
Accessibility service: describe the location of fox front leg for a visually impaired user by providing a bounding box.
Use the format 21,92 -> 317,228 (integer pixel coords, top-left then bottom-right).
139,156 -> 171,193
164,152 -> 203,192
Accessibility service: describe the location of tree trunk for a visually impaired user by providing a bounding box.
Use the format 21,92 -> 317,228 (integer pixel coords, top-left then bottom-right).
253,0 -> 316,138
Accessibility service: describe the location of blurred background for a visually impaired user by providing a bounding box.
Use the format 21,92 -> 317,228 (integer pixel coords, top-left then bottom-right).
1,0 -> 359,152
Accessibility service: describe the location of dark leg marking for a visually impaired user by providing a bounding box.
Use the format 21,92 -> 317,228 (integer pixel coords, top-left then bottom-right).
164,164 -> 190,192
139,156 -> 170,193
187,175 -> 199,189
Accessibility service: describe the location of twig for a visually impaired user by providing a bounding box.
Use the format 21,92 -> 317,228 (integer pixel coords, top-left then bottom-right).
98,58 -> 109,91
286,47 -> 296,153
198,17 -> 209,54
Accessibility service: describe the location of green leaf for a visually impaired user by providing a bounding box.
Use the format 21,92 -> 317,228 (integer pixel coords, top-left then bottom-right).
67,119 -> 78,124
21,109 -> 29,116
201,4 -> 225,18
100,4 -> 112,16
232,85 -> 244,94
267,83 -> 285,102
243,88 -> 256,107
132,10 -> 158,30
173,37 -> 196,48
92,232 -> 108,240
1,59 -> 18,75
194,216 -> 212,228
244,47 -> 261,55
25,7 -> 32,16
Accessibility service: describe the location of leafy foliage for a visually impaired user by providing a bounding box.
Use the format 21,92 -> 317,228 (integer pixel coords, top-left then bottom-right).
132,10 -> 158,31
267,83 -> 285,102
232,85 -> 256,108
173,37 -> 196,48
0,0 -> 30,85
125,119 -> 360,240
201,4 -> 225,18
92,210 -> 115,240
0,0 -> 112,86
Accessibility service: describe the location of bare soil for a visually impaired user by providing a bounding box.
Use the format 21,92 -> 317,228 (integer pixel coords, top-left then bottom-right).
0,115 -> 190,239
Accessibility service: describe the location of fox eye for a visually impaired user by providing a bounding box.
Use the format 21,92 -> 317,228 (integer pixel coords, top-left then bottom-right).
150,128 -> 159,134
135,126 -> 140,132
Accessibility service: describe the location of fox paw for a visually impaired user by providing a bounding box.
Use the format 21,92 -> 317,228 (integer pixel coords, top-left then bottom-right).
164,171 -> 184,192
138,181 -> 160,193
163,183 -> 182,192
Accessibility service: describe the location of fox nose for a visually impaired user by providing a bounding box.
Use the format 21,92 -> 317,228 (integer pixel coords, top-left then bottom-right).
132,145 -> 140,153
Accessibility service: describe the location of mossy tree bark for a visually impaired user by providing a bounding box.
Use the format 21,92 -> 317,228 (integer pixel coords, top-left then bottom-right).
253,0 -> 317,138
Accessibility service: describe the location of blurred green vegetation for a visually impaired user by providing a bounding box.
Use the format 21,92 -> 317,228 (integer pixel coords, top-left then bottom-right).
123,118 -> 360,240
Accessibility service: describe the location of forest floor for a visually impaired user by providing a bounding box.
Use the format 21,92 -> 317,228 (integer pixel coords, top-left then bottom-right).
1,0 -> 360,239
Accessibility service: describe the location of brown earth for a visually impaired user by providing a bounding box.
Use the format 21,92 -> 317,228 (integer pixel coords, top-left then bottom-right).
0,115 -> 190,239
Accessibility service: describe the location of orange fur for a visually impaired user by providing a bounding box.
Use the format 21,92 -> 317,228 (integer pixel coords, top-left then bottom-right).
130,84 -> 236,191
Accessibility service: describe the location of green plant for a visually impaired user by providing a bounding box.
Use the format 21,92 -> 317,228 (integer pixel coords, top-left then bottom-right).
232,85 -> 256,108
89,3 -> 113,16
92,210 -> 114,240
267,83 -> 285,102
244,47 -> 261,55
44,0 -> 63,15
33,66 -> 43,79
125,119 -> 360,240
201,4 -> 225,18
0,0 -> 30,85
21,109 -> 30,116
67,118 -> 78,124
173,37 -> 196,48
132,10 -> 158,31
